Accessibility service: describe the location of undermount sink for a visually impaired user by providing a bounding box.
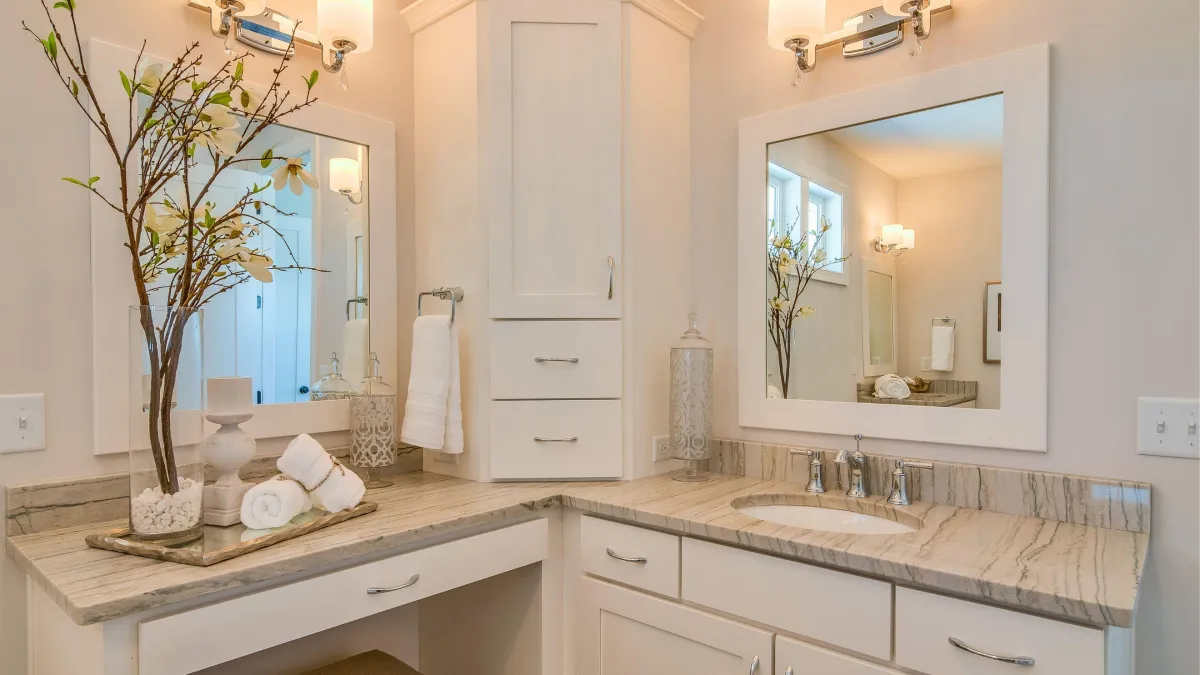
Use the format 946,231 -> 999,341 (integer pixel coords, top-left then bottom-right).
732,496 -> 920,535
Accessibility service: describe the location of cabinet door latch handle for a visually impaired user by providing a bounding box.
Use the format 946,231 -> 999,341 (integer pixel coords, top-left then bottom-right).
605,548 -> 648,564
366,574 -> 420,595
534,436 -> 579,443
534,357 -> 580,363
948,637 -> 1035,666
607,256 -> 615,300
748,656 -> 760,674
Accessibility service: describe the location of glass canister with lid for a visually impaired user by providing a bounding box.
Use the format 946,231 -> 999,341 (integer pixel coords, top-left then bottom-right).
310,353 -> 353,401
350,352 -> 398,488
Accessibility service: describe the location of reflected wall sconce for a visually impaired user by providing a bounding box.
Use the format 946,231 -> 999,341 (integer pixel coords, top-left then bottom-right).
873,224 -> 915,256
329,157 -> 364,205
767,0 -> 952,85
187,0 -> 373,88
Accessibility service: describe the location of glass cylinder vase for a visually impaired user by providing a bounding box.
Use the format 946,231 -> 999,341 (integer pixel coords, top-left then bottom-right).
128,306 -> 205,544
670,313 -> 714,482
351,352 -> 398,488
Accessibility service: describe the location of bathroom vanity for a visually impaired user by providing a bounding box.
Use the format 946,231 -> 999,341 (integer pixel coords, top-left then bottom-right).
7,462 -> 1146,675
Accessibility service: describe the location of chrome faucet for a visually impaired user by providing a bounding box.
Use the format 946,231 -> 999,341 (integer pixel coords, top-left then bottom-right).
788,449 -> 826,493
835,434 -> 868,498
887,459 -> 934,506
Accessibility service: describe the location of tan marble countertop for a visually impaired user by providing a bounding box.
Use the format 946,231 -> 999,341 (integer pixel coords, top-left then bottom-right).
5,471 -> 1146,629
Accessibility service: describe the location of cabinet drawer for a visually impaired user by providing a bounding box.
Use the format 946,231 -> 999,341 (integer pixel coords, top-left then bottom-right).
895,586 -> 1105,675
581,516 -> 680,597
490,320 -> 622,399
490,400 -> 622,479
776,635 -> 902,675
682,538 -> 891,661
138,519 -> 549,675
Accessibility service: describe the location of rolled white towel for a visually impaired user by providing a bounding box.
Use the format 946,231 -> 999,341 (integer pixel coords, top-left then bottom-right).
874,374 -> 911,400
240,476 -> 312,530
277,433 -> 366,513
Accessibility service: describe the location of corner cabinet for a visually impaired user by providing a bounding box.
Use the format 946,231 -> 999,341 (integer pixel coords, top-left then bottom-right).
403,0 -> 702,481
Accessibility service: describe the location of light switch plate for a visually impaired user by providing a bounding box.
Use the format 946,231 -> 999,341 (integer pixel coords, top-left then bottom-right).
0,394 -> 46,454
1137,397 -> 1200,459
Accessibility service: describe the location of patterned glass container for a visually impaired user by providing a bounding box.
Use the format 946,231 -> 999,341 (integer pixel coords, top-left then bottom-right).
350,352 -> 398,488
310,352 -> 352,401
669,313 -> 713,482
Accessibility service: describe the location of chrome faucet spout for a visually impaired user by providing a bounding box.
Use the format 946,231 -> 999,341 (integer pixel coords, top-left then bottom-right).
834,448 -> 868,498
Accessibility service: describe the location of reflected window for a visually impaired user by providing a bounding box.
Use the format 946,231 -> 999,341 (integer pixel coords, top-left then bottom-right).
768,162 -> 845,280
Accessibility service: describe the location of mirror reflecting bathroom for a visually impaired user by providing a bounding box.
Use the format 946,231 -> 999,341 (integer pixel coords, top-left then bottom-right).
141,99 -> 372,406
765,95 -> 1002,410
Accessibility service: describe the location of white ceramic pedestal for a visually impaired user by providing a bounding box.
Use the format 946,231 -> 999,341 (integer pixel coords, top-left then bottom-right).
202,413 -> 256,526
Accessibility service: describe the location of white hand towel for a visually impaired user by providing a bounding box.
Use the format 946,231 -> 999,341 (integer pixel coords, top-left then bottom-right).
874,374 -> 911,400
277,433 -> 366,512
400,316 -> 464,454
931,325 -> 955,371
343,319 -> 370,386
240,475 -> 312,530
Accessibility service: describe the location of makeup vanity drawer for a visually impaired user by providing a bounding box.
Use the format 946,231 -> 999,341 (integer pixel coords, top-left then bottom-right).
682,538 -> 892,661
581,516 -> 680,597
895,587 -> 1105,675
490,320 -> 622,399
490,400 -> 622,479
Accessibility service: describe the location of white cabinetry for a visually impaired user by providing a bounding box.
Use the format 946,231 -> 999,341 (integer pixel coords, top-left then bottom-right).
404,0 -> 700,481
578,577 -> 772,675
775,635 -> 903,675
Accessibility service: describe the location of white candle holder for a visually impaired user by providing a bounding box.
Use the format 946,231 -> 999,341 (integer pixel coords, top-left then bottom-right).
202,412 -> 256,526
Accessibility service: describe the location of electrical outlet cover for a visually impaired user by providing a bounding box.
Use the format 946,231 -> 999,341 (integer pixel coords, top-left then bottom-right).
652,435 -> 671,463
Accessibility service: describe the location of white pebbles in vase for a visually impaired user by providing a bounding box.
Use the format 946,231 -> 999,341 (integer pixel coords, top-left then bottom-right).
130,479 -> 203,534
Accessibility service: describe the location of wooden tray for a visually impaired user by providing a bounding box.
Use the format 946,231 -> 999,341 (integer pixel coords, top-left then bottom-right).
85,502 -> 378,566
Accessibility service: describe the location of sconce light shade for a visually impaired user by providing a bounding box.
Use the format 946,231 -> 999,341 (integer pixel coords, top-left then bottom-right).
901,228 -> 916,250
317,0 -> 374,53
881,224 -> 904,247
767,0 -> 827,49
329,157 -> 361,194
227,0 -> 267,16
882,0 -> 913,16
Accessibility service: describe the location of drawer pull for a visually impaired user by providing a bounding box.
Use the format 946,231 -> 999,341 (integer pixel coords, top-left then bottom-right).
607,256 -> 615,300
748,656 -> 760,674
784,668 -> 794,675
948,637 -> 1035,666
366,574 -> 420,595
534,436 -> 579,443
534,357 -> 580,364
605,548 -> 648,564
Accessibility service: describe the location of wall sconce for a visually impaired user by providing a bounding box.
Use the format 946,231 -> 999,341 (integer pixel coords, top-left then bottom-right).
768,0 -> 952,85
187,0 -> 373,88
874,224 -> 915,256
329,157 -> 363,205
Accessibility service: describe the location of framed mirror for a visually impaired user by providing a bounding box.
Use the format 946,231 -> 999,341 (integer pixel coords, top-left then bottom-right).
86,40 -> 397,455
739,45 -> 1048,451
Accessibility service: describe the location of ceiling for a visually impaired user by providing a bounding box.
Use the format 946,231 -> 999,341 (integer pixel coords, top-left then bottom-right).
824,95 -> 1004,180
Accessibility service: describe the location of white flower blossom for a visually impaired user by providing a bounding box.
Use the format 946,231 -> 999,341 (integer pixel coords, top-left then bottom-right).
271,158 -> 319,196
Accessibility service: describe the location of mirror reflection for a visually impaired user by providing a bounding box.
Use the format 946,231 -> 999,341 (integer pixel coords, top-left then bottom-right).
765,95 -> 1002,410
143,101 -> 371,406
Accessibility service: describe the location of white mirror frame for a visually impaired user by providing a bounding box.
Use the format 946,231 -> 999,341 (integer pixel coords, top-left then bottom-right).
86,39 -> 397,455
738,44 -> 1048,452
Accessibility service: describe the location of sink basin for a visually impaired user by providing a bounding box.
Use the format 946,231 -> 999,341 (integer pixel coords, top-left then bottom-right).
732,496 -> 920,535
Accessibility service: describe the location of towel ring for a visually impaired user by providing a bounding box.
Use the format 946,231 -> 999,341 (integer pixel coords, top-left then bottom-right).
932,316 -> 956,327
418,287 -> 465,325
345,296 -> 368,320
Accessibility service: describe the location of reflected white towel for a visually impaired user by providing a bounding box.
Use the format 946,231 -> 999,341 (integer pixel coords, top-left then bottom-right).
277,433 -> 366,512
343,319 -> 370,386
400,316 -> 464,454
931,325 -> 955,371
874,374 -> 911,400
239,476 -> 312,530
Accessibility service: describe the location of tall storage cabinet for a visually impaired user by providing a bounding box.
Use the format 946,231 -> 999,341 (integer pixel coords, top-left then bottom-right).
404,0 -> 701,481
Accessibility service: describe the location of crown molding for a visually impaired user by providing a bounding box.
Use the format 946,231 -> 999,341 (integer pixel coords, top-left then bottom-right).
623,0 -> 704,39
400,0 -> 476,34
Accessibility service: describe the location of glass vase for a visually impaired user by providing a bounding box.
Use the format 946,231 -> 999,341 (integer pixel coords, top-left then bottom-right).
350,352 -> 398,488
670,313 -> 714,482
128,306 -> 205,544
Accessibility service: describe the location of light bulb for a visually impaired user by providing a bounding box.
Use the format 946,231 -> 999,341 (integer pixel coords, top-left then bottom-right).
767,0 -> 826,51
317,0 -> 374,54
881,224 -> 904,247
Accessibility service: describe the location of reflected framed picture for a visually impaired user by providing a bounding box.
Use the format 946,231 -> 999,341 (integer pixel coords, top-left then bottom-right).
984,281 -> 1002,363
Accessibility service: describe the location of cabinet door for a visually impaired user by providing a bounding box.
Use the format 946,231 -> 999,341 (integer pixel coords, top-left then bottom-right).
775,635 -> 903,675
488,0 -> 622,319
578,577 -> 771,675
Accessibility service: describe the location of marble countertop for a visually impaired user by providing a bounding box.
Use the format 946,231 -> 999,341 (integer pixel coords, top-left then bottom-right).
857,392 -> 976,406
6,471 -> 1146,628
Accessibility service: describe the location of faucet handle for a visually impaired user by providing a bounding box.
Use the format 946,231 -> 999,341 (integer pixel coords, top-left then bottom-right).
888,459 -> 934,506
788,449 -> 826,493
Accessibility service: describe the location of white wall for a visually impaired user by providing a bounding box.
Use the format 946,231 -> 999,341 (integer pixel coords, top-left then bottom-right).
0,1 -> 417,672
895,165 -> 1002,408
688,0 -> 1199,672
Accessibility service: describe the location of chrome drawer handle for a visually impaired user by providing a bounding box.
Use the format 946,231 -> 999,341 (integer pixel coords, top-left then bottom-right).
949,637 -> 1035,666
784,668 -> 793,675
534,436 -> 579,443
607,256 -> 615,300
605,548 -> 648,564
534,357 -> 580,363
748,656 -> 760,674
366,574 -> 420,595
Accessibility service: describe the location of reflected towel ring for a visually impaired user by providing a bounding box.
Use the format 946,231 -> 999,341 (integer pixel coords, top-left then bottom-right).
932,316 -> 956,327
418,287 -> 466,325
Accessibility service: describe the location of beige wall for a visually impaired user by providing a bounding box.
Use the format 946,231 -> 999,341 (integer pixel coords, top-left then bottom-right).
688,0 -> 1198,673
0,1 -> 416,671
895,165 -> 1002,409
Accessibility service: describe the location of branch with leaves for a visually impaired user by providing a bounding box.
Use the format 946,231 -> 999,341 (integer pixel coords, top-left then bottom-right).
25,0 -> 325,495
766,211 -> 850,398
